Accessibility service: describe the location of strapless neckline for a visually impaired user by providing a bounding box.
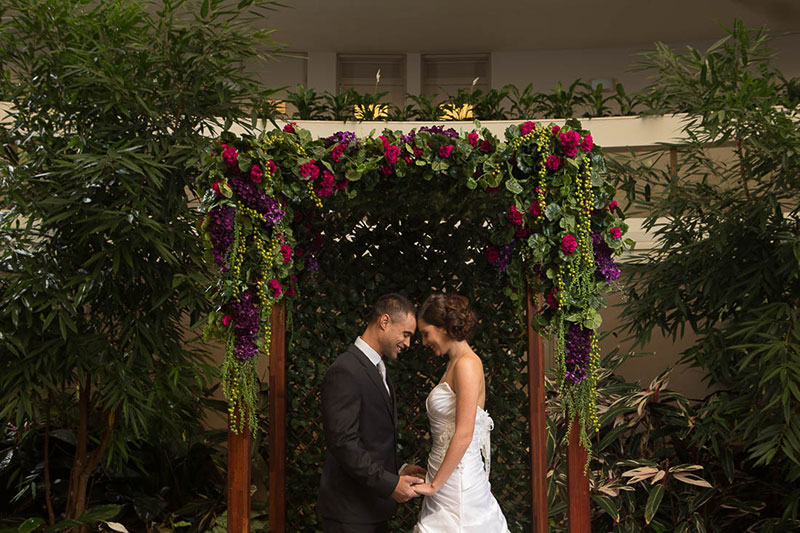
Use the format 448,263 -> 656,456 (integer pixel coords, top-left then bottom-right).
432,381 -> 487,414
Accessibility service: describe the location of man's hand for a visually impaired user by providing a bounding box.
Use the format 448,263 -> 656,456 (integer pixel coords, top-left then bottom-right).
399,464 -> 427,479
412,482 -> 438,496
391,475 -> 425,503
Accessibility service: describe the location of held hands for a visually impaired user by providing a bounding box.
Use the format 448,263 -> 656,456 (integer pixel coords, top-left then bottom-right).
412,482 -> 439,496
391,475 -> 425,503
399,464 -> 427,478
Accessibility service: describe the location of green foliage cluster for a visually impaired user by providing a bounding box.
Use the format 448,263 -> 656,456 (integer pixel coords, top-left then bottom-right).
611,20 -> 800,531
0,0 -> 280,529
282,162 -> 531,531
279,80 -> 649,121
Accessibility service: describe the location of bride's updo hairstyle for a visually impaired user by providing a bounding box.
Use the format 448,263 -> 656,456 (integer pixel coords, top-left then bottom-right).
419,293 -> 477,341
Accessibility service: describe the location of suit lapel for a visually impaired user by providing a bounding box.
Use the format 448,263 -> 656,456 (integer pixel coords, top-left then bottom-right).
349,345 -> 395,423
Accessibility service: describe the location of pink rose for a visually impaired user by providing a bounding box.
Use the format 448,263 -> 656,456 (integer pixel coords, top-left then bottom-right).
561,234 -> 578,255
439,145 -> 454,158
468,132 -> 479,147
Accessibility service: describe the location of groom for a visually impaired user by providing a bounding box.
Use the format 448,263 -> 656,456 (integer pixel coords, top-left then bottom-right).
318,293 -> 426,533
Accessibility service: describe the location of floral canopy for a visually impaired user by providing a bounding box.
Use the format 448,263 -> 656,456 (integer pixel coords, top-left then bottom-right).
200,119 -> 629,457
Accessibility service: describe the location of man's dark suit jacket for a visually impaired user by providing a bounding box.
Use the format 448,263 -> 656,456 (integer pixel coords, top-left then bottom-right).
318,344 -> 400,524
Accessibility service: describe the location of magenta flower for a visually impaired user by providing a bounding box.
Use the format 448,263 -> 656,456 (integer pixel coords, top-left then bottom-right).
608,200 -> 619,212
529,200 -> 542,217
559,130 -> 580,157
468,132 -> 479,147
546,288 -> 558,308
384,144 -> 401,164
610,227 -> 622,240
380,165 -> 393,175
315,170 -> 335,197
332,144 -> 344,162
546,155 -> 562,170
581,134 -> 594,152
250,164 -> 263,183
267,160 -> 277,175
480,140 -> 492,153
283,122 -> 296,134
521,121 -> 536,135
300,160 -> 320,180
280,244 -> 292,264
212,180 -> 225,197
221,145 -> 238,169
561,234 -> 578,255
485,246 -> 499,265
552,125 -> 561,135
508,205 -> 524,226
268,279 -> 282,298
222,315 -> 232,326
439,145 -> 454,158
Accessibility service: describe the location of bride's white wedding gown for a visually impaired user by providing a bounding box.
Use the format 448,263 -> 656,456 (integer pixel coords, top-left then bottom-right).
414,382 -> 510,532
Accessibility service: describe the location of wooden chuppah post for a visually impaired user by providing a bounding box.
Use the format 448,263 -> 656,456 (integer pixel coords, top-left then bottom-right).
567,418 -> 591,533
526,286 -> 548,533
527,285 -> 591,532
226,302 -> 287,533
227,410 -> 251,533
269,302 -> 287,533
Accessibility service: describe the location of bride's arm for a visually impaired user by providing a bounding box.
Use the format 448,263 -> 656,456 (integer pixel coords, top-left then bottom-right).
414,356 -> 482,495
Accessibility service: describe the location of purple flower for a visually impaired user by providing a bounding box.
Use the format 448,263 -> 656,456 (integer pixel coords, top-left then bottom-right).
207,205 -> 235,271
592,232 -> 620,283
230,290 -> 259,360
306,252 -> 319,272
488,242 -> 514,272
419,125 -> 459,139
564,324 -> 592,384
229,176 -> 284,225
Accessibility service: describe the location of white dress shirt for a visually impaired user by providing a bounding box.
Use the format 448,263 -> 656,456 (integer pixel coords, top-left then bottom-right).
355,336 -> 390,394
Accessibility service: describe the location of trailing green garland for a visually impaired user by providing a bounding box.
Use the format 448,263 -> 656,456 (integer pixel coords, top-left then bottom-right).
200,120 -> 630,456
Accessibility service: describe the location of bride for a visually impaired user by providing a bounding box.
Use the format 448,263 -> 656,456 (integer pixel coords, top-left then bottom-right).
412,293 -> 509,532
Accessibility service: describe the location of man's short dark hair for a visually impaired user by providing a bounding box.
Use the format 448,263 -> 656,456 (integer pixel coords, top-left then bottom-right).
368,293 -> 416,324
